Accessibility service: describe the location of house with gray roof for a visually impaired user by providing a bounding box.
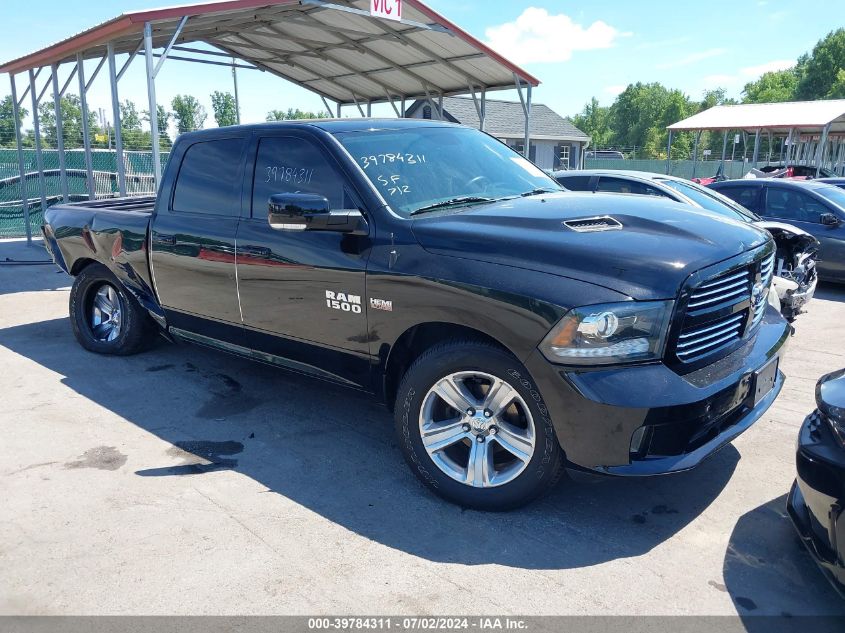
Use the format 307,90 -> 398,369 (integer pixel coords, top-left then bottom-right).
405,96 -> 590,170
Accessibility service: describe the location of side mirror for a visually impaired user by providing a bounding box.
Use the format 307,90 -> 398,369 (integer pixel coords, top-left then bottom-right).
820,212 -> 841,226
268,193 -> 368,235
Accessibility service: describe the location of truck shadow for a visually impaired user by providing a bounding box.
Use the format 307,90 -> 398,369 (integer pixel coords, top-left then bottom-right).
722,495 -> 845,620
4,316 -> 742,571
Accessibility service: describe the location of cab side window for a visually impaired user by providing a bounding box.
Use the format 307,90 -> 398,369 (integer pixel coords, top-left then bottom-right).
172,138 -> 245,215
765,188 -> 830,223
596,176 -> 663,197
252,137 -> 344,216
556,175 -> 593,191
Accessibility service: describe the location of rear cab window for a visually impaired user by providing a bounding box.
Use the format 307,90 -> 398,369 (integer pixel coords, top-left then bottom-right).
172,137 -> 246,216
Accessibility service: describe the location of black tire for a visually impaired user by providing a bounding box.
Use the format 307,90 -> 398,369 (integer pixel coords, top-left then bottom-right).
395,340 -> 565,511
69,263 -> 155,356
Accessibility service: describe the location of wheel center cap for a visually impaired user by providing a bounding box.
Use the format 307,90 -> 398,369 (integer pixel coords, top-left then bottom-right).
470,414 -> 489,433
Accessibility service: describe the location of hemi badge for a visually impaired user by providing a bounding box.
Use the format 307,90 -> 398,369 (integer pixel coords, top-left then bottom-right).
370,298 -> 393,312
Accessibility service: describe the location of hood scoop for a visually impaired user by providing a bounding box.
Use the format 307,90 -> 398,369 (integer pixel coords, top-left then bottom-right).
563,215 -> 623,233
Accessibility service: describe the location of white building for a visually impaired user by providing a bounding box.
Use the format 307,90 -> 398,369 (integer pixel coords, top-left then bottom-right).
405,96 -> 591,170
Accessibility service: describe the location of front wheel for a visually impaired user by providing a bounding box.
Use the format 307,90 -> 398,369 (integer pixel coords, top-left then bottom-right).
69,263 -> 155,355
394,341 -> 565,510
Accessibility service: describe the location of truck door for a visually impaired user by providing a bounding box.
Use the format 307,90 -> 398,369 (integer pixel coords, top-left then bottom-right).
235,133 -> 372,387
149,134 -> 248,325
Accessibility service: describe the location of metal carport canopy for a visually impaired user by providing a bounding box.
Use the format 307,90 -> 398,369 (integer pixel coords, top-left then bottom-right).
0,0 -> 540,105
667,100 -> 845,135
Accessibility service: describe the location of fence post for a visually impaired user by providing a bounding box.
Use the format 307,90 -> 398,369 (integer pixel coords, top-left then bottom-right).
28,69 -> 48,225
51,64 -> 69,203
9,73 -> 32,245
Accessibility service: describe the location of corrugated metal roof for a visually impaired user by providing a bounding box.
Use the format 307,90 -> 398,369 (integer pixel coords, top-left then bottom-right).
0,0 -> 539,105
668,100 -> 845,134
407,97 -> 590,141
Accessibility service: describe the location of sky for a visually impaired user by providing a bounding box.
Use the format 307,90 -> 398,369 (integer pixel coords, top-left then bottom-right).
0,0 -> 840,135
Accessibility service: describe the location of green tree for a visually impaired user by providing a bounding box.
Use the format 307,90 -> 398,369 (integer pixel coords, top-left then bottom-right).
38,94 -> 99,149
171,95 -> 207,134
828,69 -> 845,99
210,91 -> 238,127
266,107 -> 329,121
0,95 -> 27,148
120,100 -> 142,132
796,28 -> 845,99
610,82 -> 695,158
742,68 -> 799,103
571,97 -> 613,148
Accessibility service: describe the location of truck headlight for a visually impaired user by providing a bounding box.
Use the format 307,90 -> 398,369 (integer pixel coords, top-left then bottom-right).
540,300 -> 674,365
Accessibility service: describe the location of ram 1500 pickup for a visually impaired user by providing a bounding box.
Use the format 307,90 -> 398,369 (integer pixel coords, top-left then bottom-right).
43,119 -> 790,510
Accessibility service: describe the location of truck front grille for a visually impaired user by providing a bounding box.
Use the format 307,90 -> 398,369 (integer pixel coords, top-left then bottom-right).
671,246 -> 773,367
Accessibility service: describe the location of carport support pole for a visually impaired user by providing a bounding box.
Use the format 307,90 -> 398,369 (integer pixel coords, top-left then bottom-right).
751,129 -> 761,167
665,130 -> 672,175
28,69 -> 48,222
720,130 -> 728,169
691,130 -> 701,179
232,58 -> 241,125
144,22 -> 162,190
523,85 -> 532,160
9,73 -> 32,245
480,89 -> 486,132
51,64 -> 69,203
816,124 -> 831,178
76,53 -> 95,200
107,43 -> 127,197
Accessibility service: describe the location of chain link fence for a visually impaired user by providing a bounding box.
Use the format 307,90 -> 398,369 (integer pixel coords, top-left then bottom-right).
0,149 -> 167,238
583,158 -> 771,180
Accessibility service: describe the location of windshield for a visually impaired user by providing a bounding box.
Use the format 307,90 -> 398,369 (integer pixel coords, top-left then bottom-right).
658,178 -> 759,222
816,185 -> 845,211
334,126 -> 563,216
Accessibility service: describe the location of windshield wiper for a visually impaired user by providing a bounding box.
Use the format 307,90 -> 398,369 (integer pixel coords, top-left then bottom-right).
519,187 -> 561,197
409,196 -> 496,216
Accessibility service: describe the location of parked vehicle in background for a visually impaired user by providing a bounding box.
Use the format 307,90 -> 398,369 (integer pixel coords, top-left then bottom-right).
553,170 -> 819,321
788,368 -> 845,597
757,164 -> 835,179
817,178 -> 845,189
585,150 -> 625,160
42,119 -> 790,510
709,179 -> 845,283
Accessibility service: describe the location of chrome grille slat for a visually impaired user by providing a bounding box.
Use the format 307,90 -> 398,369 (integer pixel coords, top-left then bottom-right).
687,278 -> 749,300
674,249 -> 774,364
677,330 -> 743,357
687,288 -> 748,309
696,269 -> 749,290
677,314 -> 745,341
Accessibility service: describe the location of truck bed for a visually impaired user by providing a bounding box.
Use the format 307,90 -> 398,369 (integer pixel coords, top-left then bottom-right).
42,195 -> 160,319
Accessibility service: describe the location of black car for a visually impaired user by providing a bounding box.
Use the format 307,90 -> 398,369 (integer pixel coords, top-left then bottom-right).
709,179 -> 845,283
789,369 -> 845,596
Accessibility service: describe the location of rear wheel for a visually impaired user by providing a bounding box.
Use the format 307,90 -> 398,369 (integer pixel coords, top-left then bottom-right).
69,263 -> 155,355
395,340 -> 565,510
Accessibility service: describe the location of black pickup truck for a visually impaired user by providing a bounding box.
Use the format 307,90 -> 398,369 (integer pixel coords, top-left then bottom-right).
43,119 -> 790,510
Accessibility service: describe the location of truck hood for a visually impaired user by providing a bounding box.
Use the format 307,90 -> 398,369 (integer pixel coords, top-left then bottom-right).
410,192 -> 770,300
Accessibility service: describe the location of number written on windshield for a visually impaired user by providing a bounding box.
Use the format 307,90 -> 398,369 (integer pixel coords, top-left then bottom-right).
360,153 -> 426,169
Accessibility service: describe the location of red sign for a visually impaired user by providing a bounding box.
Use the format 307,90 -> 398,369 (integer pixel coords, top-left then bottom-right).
370,0 -> 402,21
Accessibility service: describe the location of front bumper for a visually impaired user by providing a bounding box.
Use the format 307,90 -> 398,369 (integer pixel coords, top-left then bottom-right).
778,274 -> 817,319
524,306 -> 790,474
787,410 -> 845,596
